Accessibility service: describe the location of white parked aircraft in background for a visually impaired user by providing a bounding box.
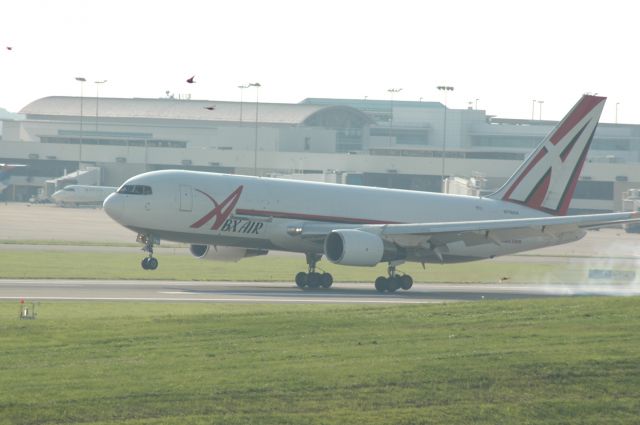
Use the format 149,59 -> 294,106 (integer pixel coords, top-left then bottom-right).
104,95 -> 639,292
52,185 -> 117,207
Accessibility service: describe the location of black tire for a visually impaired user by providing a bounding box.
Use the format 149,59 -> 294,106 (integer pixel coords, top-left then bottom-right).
147,257 -> 159,270
320,273 -> 333,288
141,257 -> 150,270
295,272 -> 307,288
307,272 -> 321,289
375,276 -> 387,292
400,274 -> 413,290
387,277 -> 400,292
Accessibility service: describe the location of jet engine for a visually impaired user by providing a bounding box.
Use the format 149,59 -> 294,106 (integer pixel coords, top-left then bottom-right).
189,244 -> 268,262
324,229 -> 402,266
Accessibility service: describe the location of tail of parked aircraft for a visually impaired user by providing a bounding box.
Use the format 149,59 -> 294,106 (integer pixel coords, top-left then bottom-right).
488,95 -> 606,215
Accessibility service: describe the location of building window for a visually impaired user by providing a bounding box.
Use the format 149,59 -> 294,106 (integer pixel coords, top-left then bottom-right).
574,181 -> 613,200
40,136 -> 187,148
336,129 -> 362,152
370,128 -> 429,145
471,135 -> 540,149
591,138 -> 630,151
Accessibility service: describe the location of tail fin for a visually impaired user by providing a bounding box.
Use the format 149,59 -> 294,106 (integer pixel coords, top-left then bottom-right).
487,95 -> 606,215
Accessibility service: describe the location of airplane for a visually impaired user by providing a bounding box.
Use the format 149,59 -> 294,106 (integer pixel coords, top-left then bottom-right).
104,94 -> 640,292
51,185 -> 117,207
0,163 -> 26,193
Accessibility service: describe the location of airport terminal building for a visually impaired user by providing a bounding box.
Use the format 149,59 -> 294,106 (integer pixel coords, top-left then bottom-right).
2,95 -> 640,213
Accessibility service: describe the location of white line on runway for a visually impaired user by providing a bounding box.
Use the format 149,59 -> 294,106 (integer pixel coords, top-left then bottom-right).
159,290 -> 413,299
0,296 -> 445,304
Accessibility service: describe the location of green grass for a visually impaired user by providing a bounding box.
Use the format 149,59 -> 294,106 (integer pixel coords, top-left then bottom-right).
0,240 -> 185,248
0,239 -> 140,247
1,298 -> 639,424
0,250 -> 608,283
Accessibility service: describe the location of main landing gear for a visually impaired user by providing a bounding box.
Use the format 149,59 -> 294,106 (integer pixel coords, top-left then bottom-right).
374,263 -> 413,293
138,234 -> 158,270
295,253 -> 333,289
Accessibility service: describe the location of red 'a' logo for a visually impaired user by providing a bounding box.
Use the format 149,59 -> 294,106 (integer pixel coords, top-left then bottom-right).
190,186 -> 244,230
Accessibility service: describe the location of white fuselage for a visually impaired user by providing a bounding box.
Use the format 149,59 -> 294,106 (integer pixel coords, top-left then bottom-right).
104,170 -> 585,264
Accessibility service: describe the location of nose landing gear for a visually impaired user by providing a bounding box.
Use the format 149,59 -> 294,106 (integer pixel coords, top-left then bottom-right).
141,256 -> 158,270
137,233 -> 159,270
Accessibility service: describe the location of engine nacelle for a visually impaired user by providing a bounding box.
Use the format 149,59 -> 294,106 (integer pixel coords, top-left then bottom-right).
324,229 -> 392,266
189,244 -> 268,262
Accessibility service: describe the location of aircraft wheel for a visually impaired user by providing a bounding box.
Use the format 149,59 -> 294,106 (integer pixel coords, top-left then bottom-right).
375,276 -> 387,292
400,275 -> 413,290
320,273 -> 333,288
295,272 -> 307,288
387,277 -> 400,292
307,272 -> 321,289
141,257 -> 150,270
147,257 -> 159,270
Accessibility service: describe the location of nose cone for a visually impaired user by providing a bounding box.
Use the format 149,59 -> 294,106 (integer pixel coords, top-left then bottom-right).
103,192 -> 125,223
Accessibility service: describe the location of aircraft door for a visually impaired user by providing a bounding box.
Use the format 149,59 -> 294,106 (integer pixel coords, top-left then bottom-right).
179,185 -> 193,212
259,179 -> 271,212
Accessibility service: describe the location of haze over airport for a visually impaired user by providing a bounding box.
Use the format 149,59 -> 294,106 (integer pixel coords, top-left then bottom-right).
1,0 -> 638,123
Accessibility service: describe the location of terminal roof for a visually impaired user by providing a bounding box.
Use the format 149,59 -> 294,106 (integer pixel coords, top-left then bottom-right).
20,96 -> 372,127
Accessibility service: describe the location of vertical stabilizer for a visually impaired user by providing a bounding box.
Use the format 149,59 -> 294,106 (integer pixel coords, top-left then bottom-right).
488,95 -> 606,215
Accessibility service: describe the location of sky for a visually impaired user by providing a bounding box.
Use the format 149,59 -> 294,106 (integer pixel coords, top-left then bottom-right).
1,0 -> 639,123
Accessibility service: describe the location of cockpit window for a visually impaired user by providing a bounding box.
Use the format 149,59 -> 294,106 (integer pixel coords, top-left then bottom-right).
117,184 -> 152,195
63,187 -> 75,192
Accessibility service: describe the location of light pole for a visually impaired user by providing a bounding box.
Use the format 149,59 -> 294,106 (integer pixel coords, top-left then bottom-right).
616,102 -> 620,124
437,85 -> 454,187
538,100 -> 544,120
238,84 -> 249,122
94,80 -> 107,131
531,99 -> 536,120
75,77 -> 86,169
387,88 -> 402,147
475,98 -> 479,110
249,82 -> 261,176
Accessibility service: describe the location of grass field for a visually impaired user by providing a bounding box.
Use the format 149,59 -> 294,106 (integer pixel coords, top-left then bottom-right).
1,298 -> 639,424
0,249 -> 625,284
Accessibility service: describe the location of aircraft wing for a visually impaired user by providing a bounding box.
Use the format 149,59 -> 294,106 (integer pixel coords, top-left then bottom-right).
373,212 -> 640,249
296,212 -> 640,250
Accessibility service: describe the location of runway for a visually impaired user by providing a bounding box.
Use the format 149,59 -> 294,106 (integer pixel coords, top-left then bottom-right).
2,279 -> 639,304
